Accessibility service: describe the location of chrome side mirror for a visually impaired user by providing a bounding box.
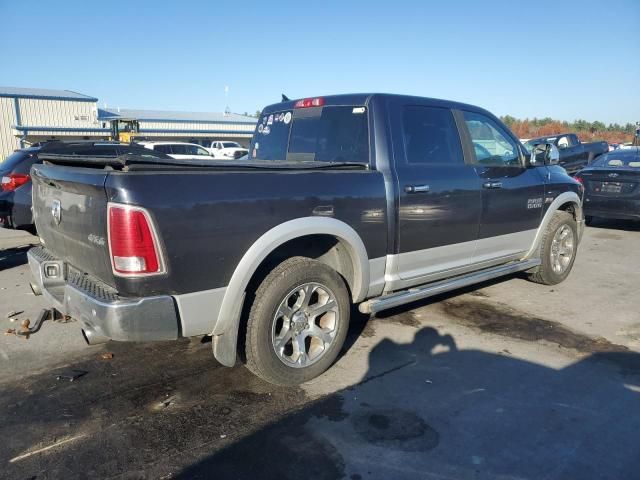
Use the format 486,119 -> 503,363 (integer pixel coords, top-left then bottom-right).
531,143 -> 560,166
547,144 -> 560,165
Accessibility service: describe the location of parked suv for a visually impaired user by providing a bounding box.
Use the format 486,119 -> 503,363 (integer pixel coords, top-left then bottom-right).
139,141 -> 216,160
28,94 -> 583,385
0,141 -> 170,229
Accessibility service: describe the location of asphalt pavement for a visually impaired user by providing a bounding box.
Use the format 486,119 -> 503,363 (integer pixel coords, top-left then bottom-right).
0,220 -> 638,480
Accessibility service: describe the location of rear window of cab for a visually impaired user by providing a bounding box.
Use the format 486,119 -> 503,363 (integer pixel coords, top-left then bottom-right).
250,105 -> 369,163
593,154 -> 640,168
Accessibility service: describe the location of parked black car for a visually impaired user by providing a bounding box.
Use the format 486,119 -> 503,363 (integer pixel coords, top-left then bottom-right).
524,133 -> 608,174
0,141 -> 171,229
574,147 -> 640,224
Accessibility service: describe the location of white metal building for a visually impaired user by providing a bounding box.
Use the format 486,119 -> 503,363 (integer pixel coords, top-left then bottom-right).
98,108 -> 257,147
0,86 -> 258,160
0,87 -> 107,158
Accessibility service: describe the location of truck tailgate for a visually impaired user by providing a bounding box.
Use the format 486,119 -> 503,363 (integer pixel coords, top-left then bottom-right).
31,164 -> 115,286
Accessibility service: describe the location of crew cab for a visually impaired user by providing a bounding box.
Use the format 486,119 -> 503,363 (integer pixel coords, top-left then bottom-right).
524,133 -> 608,174
28,94 -> 584,385
207,141 -> 248,159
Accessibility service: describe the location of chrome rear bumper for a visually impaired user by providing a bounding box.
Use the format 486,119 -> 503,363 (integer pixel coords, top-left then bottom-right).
28,247 -> 180,342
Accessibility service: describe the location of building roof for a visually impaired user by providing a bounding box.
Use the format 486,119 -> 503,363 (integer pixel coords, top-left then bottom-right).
0,86 -> 98,102
98,108 -> 257,124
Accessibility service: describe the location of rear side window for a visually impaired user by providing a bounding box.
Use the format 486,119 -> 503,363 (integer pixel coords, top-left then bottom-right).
64,147 -> 120,157
170,145 -> 187,155
177,145 -> 210,156
119,147 -> 167,158
593,153 -> 640,167
153,145 -> 173,154
250,106 -> 369,163
402,106 -> 463,165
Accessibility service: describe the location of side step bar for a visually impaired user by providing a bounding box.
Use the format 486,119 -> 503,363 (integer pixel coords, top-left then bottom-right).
359,258 -> 541,314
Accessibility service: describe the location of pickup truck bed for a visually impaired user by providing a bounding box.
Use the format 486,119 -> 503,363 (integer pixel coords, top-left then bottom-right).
29,93 -> 584,385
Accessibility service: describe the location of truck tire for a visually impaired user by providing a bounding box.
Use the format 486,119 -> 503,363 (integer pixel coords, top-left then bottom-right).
528,210 -> 578,285
244,256 -> 351,385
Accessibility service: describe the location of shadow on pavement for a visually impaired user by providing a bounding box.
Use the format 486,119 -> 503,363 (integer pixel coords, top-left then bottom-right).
1,321 -> 639,479
0,246 -> 30,271
587,217 -> 640,232
177,327 -> 640,480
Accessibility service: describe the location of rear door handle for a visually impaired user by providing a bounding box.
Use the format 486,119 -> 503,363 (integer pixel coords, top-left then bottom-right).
483,181 -> 503,189
405,184 -> 430,194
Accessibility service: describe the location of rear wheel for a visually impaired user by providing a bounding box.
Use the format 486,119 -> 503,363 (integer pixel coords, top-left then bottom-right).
244,257 -> 350,385
528,210 -> 578,285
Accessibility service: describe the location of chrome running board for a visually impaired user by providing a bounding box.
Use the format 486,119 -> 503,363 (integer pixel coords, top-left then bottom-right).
359,259 -> 541,314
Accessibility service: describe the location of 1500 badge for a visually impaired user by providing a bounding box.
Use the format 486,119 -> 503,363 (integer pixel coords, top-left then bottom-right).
527,197 -> 543,209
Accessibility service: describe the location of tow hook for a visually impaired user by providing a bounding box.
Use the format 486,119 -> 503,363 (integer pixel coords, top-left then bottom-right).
5,308 -> 67,339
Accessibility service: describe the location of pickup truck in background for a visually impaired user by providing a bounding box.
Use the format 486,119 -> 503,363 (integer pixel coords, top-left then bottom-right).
207,141 -> 248,159
28,94 -> 584,385
524,133 -> 608,174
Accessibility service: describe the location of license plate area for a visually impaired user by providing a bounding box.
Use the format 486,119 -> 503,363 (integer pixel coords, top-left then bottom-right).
594,182 -> 623,194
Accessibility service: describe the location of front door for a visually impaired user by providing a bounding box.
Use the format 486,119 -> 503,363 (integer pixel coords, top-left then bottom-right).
459,110 -> 545,264
390,101 -> 482,284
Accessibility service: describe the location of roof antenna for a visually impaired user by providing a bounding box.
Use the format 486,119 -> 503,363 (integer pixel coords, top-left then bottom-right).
282,94 -> 290,102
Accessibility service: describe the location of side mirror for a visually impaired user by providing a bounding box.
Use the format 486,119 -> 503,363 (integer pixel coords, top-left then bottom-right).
547,144 -> 560,165
530,143 -> 560,166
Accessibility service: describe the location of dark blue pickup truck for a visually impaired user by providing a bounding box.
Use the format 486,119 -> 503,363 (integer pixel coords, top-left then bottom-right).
28,94 -> 584,385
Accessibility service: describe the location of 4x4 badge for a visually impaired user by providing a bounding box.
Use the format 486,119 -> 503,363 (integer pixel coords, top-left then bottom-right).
51,199 -> 61,225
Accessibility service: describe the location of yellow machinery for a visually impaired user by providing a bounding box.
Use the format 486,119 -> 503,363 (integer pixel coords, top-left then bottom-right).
109,119 -> 140,143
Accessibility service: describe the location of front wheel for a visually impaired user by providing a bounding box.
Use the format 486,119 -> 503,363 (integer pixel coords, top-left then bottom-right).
244,257 -> 351,385
528,210 -> 578,285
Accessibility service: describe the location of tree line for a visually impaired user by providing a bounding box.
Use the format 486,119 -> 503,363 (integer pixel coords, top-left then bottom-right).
500,115 -> 637,144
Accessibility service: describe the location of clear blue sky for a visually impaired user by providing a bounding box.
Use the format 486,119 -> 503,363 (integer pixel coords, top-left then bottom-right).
1,0 -> 638,124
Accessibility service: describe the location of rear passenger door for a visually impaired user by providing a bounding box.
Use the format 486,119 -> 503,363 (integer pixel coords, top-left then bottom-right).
389,101 -> 482,283
460,110 -> 545,263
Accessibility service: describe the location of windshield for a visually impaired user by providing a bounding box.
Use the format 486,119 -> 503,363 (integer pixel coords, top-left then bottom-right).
250,105 -> 369,163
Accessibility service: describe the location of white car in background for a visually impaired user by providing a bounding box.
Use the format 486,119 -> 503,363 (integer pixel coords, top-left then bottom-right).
139,142 -> 215,160
207,141 -> 248,159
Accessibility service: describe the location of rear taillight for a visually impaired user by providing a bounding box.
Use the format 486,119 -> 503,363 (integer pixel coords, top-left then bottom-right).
107,203 -> 164,276
573,175 -> 583,185
1,173 -> 30,192
294,97 -> 325,109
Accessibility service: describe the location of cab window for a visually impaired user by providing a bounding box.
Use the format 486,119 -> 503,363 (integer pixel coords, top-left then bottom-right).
402,106 -> 463,165
250,105 -> 369,163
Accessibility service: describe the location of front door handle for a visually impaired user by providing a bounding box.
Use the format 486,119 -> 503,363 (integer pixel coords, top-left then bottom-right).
483,181 -> 503,189
405,184 -> 430,194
